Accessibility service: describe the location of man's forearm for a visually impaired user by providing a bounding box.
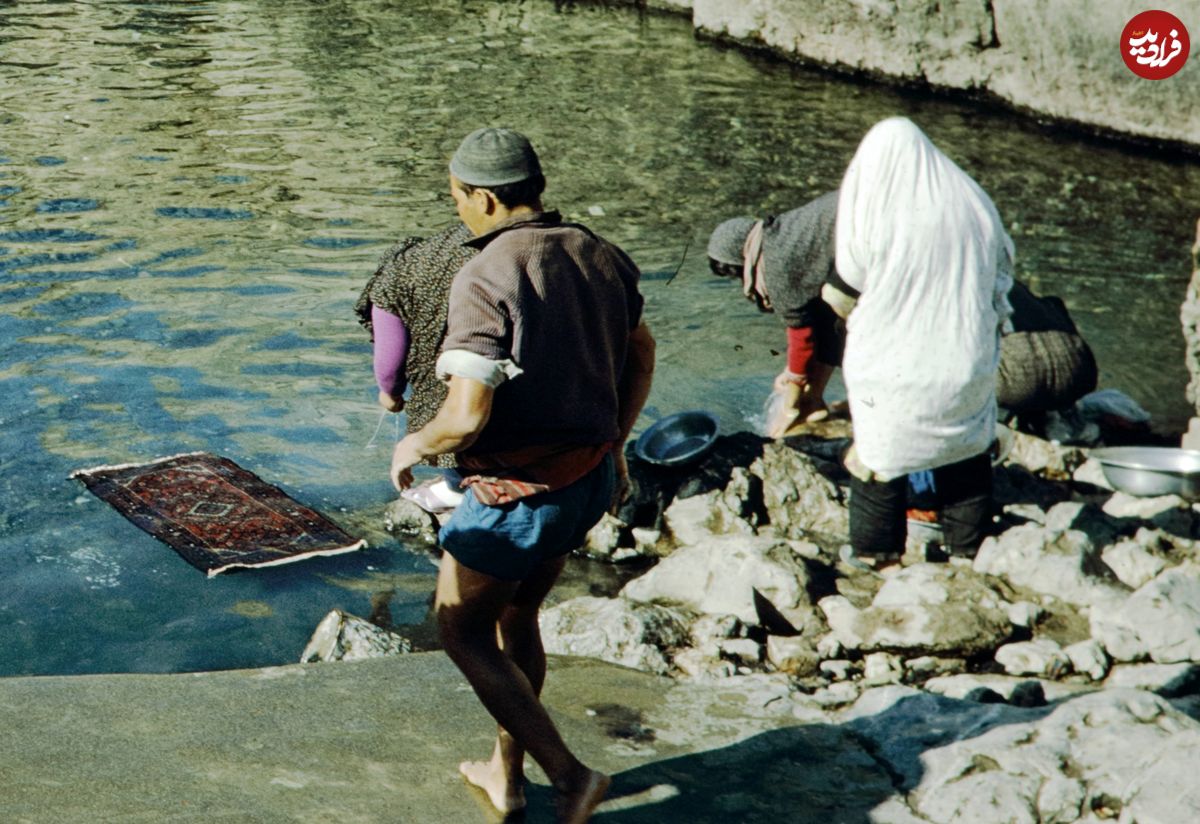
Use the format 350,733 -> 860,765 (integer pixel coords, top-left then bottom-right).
400,377 -> 493,460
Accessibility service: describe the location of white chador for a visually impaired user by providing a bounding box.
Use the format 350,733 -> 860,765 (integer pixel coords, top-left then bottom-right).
835,117 -> 1013,480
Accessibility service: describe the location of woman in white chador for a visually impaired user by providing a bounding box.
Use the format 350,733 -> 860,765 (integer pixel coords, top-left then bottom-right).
824,116 -> 1013,558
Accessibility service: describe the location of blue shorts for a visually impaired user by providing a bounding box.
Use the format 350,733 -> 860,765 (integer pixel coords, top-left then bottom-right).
438,454 -> 615,581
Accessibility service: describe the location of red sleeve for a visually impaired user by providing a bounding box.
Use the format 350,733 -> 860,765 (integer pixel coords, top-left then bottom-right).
786,326 -> 815,376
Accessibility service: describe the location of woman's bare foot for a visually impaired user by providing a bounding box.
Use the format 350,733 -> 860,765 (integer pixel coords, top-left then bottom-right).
459,757 -> 526,814
556,769 -> 611,824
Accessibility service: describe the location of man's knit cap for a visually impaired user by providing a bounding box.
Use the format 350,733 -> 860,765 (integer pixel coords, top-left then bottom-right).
706,217 -> 755,266
449,127 -> 542,187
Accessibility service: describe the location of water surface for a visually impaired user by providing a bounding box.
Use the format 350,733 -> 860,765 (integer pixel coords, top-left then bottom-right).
1,0 -> 1195,675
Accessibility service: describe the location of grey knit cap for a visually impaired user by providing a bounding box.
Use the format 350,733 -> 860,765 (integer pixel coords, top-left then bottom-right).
449,127 -> 542,187
706,217 -> 755,266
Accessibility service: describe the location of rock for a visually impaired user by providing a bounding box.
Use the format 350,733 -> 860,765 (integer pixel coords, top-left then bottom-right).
766,635 -> 820,677
1104,662 -> 1200,697
300,610 -> 413,663
630,527 -> 663,556
862,652 -> 905,687
1072,457 -> 1114,491
820,564 -> 1012,656
580,512 -> 629,561
816,635 -> 843,660
843,689 -> 1033,792
621,534 -> 818,628
750,442 -> 847,541
718,638 -> 763,666
1064,639 -> 1110,682
923,673 -> 1091,704
903,656 -> 967,680
1102,491 -> 1188,521
809,680 -> 860,708
689,613 -> 748,645
539,595 -> 690,675
661,478 -> 757,546
1103,491 -> 1196,537
384,498 -> 439,544
973,520 -> 1124,609
672,647 -> 737,680
1006,430 -> 1085,478
904,690 -> 1200,824
1101,536 -> 1170,590
1005,601 -> 1043,629
820,659 -> 856,681
994,639 -> 1071,679
1090,564 -> 1200,664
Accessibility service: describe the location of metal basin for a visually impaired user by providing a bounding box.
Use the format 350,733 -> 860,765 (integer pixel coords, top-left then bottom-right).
1090,446 -> 1200,500
634,410 -> 720,467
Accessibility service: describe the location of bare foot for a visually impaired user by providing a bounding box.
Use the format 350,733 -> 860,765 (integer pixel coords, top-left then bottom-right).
556,769 -> 611,824
459,758 -> 526,814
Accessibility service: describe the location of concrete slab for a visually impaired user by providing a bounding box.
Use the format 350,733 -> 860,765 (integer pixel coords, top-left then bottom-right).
1,653 -> 896,823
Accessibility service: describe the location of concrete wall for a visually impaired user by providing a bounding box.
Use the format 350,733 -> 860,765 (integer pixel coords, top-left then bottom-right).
1183,221 -> 1200,439
644,0 -> 1200,150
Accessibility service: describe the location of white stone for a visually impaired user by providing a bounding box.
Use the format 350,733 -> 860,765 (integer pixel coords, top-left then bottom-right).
766,635 -> 819,677
1064,639 -> 1109,682
300,610 -> 412,663
661,489 -> 754,547
672,648 -> 736,680
995,639 -> 1070,678
816,633 -> 843,660
904,656 -> 966,679
622,534 -> 814,627
718,638 -> 763,666
923,673 -> 1089,703
631,527 -> 662,556
973,522 -> 1123,608
1104,662 -> 1200,696
862,652 -> 905,687
1006,601 -> 1043,628
903,691 -> 1200,824
750,442 -> 848,540
809,680 -> 860,708
1103,491 -> 1187,521
820,659 -> 855,681
1072,458 -> 1113,491
581,512 -> 626,560
1090,564 -> 1200,664
540,595 -> 688,675
1101,538 -> 1169,590
821,564 -> 1011,656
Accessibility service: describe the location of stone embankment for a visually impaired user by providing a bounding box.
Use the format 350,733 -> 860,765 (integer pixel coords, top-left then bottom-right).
639,0 -> 1199,152
359,408 -> 1200,823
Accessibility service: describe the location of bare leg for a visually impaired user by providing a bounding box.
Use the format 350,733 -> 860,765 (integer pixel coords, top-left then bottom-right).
436,554 -> 609,820
458,556 -> 565,812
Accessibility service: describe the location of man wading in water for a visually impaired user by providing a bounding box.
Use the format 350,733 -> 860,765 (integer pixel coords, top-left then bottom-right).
390,127 -> 655,822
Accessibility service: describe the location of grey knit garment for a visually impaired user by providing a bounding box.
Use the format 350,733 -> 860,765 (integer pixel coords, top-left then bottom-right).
706,216 -> 755,266
449,127 -> 541,187
759,190 -> 839,326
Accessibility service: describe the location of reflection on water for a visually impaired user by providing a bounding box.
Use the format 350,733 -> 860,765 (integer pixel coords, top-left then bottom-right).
0,0 -> 1196,675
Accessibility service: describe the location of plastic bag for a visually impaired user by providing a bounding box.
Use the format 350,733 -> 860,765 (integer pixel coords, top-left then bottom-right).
1076,389 -> 1151,425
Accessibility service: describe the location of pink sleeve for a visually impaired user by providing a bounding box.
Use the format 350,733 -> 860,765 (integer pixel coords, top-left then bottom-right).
371,305 -> 409,396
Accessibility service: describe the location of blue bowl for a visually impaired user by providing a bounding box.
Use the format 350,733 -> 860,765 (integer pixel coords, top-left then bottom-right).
634,410 -> 720,467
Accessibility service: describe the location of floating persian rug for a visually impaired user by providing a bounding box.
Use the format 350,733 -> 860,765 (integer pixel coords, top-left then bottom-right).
72,452 -> 366,577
